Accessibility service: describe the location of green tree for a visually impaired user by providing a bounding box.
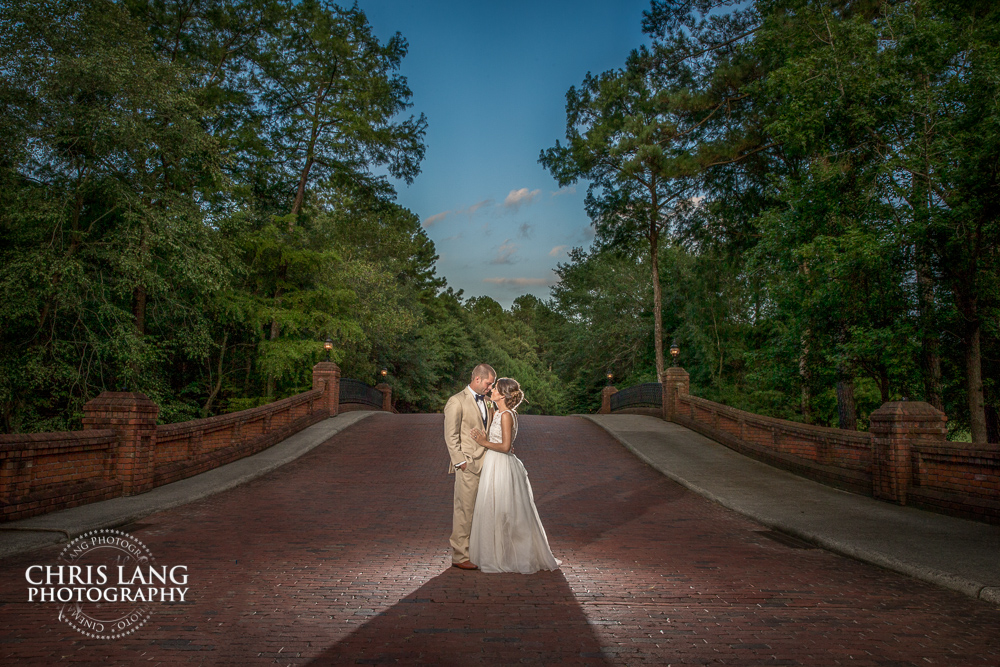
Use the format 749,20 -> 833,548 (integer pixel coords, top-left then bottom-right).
544,246 -> 663,412
541,55 -> 697,383
257,0 -> 427,217
0,0 -> 229,428
0,0 -> 447,429
536,0 -> 998,441
755,0 -> 1000,440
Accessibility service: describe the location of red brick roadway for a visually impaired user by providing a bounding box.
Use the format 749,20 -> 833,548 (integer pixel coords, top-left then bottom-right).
1,414 -> 999,665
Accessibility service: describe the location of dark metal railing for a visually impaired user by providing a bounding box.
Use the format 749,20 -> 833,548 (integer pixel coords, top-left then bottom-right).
610,382 -> 662,412
339,378 -> 384,409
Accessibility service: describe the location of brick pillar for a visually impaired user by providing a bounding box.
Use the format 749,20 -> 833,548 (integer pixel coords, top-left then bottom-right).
599,386 -> 617,414
312,362 -> 341,417
375,383 -> 392,412
82,392 -> 159,496
662,366 -> 690,422
869,400 -> 947,505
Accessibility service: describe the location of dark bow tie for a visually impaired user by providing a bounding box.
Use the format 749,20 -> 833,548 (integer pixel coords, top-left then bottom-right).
475,394 -> 485,403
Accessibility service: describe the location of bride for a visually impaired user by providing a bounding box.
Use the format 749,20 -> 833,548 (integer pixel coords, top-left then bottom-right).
469,377 -> 560,574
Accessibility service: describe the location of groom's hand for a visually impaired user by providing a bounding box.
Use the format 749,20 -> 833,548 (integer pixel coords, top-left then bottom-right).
456,462 -> 467,471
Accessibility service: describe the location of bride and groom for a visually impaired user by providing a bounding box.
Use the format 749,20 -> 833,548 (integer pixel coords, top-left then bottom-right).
443,363 -> 560,573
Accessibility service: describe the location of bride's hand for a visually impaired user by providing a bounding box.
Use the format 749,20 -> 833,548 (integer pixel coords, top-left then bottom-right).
470,428 -> 486,444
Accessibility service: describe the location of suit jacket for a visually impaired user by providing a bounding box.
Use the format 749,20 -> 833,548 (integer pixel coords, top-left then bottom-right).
443,386 -> 493,475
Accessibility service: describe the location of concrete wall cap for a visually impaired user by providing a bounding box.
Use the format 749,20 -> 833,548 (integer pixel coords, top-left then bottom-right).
312,361 -> 342,373
870,401 -> 947,420
82,392 -> 159,412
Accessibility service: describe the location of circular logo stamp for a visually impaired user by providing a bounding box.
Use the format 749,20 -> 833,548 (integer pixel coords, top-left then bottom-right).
55,529 -> 154,639
26,528 -> 190,640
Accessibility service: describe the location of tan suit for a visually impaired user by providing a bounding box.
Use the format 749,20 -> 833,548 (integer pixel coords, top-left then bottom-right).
443,386 -> 493,563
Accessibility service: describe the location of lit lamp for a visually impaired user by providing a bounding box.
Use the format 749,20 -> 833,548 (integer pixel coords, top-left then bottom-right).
324,338 -> 333,362
606,370 -> 613,386
380,368 -> 388,380
669,340 -> 680,367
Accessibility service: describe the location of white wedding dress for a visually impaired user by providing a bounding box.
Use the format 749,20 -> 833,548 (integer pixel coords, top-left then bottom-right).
469,409 -> 560,574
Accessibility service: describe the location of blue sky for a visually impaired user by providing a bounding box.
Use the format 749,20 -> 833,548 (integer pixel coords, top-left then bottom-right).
357,1 -> 654,308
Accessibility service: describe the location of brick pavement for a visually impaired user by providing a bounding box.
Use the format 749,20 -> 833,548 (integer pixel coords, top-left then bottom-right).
1,413 -> 999,665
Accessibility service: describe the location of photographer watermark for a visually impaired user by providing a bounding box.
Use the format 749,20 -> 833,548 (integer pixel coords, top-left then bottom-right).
24,528 -> 189,639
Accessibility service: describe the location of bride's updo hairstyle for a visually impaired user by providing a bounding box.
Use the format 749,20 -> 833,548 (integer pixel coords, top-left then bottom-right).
495,377 -> 525,411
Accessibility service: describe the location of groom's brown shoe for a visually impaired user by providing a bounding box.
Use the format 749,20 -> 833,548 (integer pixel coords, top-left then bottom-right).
453,561 -> 478,570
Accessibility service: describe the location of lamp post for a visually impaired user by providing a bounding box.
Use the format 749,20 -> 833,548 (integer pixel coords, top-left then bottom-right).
669,340 -> 680,367
324,338 -> 333,362
606,370 -> 613,386
380,367 -> 388,381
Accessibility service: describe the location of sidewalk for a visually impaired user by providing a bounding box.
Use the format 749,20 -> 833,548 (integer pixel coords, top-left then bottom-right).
0,411 -> 375,560
583,414 -> 1000,605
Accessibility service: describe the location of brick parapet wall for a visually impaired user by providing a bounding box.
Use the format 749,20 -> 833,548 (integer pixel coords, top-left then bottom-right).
312,362 -> 341,416
0,430 -> 121,521
374,383 -> 393,412
153,389 -> 325,488
1,365 -> 339,523
599,386 -> 617,414
908,439 -> 1000,523
658,382 -> 1000,524
81,392 -> 159,497
675,394 -> 874,496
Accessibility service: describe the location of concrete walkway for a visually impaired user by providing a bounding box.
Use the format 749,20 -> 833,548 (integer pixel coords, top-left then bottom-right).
0,411 -> 375,559
584,414 -> 1000,604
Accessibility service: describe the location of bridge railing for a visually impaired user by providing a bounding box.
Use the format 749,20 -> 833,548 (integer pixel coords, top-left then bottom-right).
339,378 -> 393,412
0,361 -> 367,523
609,382 -> 662,412
603,366 -> 1000,525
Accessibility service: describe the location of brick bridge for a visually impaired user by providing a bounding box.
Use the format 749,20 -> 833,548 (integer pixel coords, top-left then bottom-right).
1,364 -> 999,664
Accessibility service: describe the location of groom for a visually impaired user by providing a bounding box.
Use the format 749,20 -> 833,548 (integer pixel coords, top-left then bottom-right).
443,363 -> 496,570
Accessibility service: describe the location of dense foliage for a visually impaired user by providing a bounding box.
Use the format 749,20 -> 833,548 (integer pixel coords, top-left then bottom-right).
0,0 -> 565,431
539,0 -> 999,442
2,0 -> 996,442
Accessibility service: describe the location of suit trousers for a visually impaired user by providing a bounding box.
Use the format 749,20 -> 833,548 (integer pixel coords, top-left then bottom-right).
450,467 -> 480,563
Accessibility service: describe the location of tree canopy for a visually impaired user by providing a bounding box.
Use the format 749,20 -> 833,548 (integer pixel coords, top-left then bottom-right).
0,0 -> 565,432
537,0 -> 999,442
2,0 -> 996,444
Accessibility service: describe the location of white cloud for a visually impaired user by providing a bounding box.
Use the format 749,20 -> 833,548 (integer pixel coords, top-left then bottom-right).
483,277 -> 554,287
461,199 -> 493,215
503,188 -> 541,210
551,186 -> 576,197
549,245 -> 568,257
491,239 -> 518,264
422,211 -> 450,227
423,199 -> 494,227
